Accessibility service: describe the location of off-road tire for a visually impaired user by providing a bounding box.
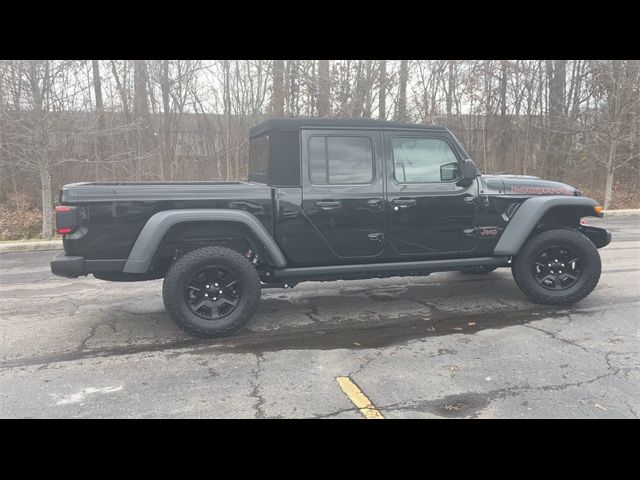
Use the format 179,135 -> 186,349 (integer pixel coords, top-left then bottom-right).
512,229 -> 601,305
163,246 -> 261,338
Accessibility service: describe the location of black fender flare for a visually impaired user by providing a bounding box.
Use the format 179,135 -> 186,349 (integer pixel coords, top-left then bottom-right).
122,209 -> 287,274
493,196 -> 599,255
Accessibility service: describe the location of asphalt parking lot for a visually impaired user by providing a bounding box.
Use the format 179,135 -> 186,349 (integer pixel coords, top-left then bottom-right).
1,215 -> 638,418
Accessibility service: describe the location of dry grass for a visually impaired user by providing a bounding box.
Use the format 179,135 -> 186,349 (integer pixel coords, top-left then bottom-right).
0,193 -> 42,241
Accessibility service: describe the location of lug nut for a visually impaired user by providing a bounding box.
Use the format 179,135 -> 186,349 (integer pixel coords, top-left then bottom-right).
219,290 -> 223,295
204,293 -> 209,297
214,283 -> 219,287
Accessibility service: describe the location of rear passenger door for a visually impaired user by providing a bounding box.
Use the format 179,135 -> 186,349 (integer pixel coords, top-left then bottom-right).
301,129 -> 385,259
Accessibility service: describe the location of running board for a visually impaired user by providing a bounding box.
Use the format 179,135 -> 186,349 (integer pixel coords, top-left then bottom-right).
271,256 -> 510,280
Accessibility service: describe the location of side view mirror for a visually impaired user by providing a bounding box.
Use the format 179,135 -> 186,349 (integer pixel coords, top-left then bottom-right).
440,162 -> 459,181
456,158 -> 479,187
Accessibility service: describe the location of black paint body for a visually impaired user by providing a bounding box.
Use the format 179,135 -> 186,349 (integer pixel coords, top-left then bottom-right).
54,118 -> 607,281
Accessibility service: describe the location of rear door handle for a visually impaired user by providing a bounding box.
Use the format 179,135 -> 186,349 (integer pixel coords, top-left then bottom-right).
315,200 -> 341,209
392,198 -> 417,208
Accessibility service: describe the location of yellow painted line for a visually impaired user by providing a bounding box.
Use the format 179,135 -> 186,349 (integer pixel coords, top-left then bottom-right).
336,376 -> 385,419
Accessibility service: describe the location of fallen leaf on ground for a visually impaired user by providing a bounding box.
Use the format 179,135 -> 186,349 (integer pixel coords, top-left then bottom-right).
595,403 -> 607,411
468,322 -> 476,326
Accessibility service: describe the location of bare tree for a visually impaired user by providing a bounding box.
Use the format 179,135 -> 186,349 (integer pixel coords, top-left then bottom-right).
586,60 -> 640,208
396,60 -> 408,121
318,60 -> 330,117
272,60 -> 284,117
379,60 -> 387,119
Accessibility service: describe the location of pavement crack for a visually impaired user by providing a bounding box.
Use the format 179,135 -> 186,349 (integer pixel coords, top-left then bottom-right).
305,302 -> 321,323
250,352 -> 266,419
77,324 -> 99,352
313,407 -> 359,419
523,323 -> 588,351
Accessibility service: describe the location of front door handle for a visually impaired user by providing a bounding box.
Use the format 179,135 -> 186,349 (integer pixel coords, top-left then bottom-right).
392,198 -> 417,209
315,200 -> 341,209
367,198 -> 383,209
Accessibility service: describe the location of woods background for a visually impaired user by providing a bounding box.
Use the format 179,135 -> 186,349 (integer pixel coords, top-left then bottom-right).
0,59 -> 638,240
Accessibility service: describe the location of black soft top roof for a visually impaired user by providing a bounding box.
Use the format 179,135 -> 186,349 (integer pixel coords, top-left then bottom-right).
250,117 -> 447,137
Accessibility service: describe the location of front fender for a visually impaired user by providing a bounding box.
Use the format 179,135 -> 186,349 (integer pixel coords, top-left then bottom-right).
122,209 -> 287,274
493,196 -> 601,255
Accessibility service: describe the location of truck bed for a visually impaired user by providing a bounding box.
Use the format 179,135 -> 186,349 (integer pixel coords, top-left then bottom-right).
59,181 -> 275,260
60,181 -> 269,203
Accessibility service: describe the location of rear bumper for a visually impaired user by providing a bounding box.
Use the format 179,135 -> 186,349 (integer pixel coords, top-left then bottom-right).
50,252 -> 126,278
50,252 -> 86,278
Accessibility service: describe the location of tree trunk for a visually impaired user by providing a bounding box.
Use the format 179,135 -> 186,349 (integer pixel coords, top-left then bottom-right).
160,60 -> 173,180
92,60 -> 105,180
604,140 -> 616,210
446,61 -> 454,115
379,60 -> 387,119
547,60 -> 567,178
498,60 -> 509,168
396,60 -> 408,121
28,60 -> 54,240
318,60 -> 330,117
39,161 -> 53,239
272,60 -> 284,117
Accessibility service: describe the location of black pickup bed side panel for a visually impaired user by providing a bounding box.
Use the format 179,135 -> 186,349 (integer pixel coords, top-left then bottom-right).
59,182 -> 274,261
123,209 -> 287,274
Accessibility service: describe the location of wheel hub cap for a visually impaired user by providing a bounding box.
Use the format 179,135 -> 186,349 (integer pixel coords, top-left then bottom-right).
185,266 -> 241,320
533,247 -> 582,291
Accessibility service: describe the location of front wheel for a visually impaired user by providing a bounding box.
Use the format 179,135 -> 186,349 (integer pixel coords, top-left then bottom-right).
163,246 -> 261,338
512,229 -> 601,305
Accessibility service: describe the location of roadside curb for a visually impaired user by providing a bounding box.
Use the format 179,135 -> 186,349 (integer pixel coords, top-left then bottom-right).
0,240 -> 62,254
603,209 -> 640,217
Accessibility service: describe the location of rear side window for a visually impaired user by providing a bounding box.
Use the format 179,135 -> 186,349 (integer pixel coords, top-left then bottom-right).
309,136 -> 374,185
249,135 -> 269,178
392,137 -> 459,183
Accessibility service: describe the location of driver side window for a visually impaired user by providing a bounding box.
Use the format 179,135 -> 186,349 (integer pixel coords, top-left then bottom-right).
392,137 -> 459,183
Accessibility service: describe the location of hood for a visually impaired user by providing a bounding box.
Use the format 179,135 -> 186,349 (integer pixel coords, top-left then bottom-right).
481,174 -> 580,196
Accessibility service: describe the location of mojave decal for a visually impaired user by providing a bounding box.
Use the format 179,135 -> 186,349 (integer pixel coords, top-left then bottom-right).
510,186 -> 574,195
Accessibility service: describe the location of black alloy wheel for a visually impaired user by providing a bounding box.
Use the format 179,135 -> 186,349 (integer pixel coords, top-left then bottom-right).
186,266 -> 241,320
532,246 -> 582,291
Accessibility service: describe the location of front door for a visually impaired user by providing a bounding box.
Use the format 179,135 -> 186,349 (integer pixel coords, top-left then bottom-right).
384,131 -> 478,257
301,129 -> 385,260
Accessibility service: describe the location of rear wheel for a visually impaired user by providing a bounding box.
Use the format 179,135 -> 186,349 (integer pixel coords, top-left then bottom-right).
163,246 -> 261,338
512,229 -> 601,305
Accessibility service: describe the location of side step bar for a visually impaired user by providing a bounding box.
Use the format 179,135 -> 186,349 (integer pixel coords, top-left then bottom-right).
271,256 -> 510,279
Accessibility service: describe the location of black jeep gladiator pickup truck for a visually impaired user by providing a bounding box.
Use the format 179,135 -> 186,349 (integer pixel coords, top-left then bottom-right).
51,118 -> 611,337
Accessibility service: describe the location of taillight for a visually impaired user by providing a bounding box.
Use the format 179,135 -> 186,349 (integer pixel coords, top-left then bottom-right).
55,205 -> 78,235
